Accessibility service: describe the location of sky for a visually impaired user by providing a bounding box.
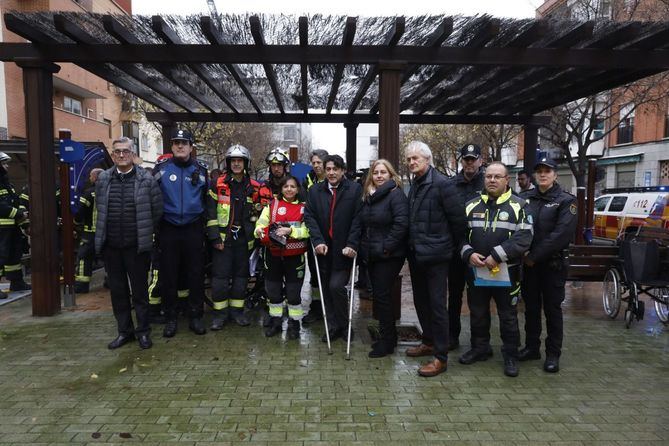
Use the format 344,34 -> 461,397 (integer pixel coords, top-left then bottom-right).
133,0 -> 544,157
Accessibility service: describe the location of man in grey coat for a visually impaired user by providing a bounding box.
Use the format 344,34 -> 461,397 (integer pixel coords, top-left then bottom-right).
95,137 -> 163,350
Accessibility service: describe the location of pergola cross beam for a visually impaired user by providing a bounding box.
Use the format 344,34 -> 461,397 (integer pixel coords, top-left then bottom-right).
326,17 -> 356,114
249,15 -> 284,114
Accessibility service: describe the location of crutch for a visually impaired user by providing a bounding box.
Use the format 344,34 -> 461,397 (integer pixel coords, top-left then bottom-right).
345,254 -> 357,360
311,243 -> 332,354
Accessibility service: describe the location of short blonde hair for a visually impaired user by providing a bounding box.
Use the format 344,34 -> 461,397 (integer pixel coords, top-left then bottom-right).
363,159 -> 403,200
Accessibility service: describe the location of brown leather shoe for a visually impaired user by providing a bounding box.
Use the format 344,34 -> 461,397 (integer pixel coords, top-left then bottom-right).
405,343 -> 434,357
418,358 -> 448,377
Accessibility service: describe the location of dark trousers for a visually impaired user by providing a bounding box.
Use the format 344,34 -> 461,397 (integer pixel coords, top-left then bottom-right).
0,226 -> 25,281
75,231 -> 95,285
211,236 -> 250,313
317,256 -> 351,331
103,246 -> 151,337
159,220 -> 205,320
368,257 -> 404,345
408,255 -> 450,361
522,262 -> 566,357
265,253 -> 305,320
467,284 -> 520,358
447,256 -> 467,341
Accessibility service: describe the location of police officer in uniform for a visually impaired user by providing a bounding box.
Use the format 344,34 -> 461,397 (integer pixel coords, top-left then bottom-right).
154,129 -> 209,338
74,168 -> 103,293
301,149 -> 328,325
459,162 -> 533,377
207,145 -> 272,329
519,157 -> 577,373
446,143 -> 485,351
0,152 -> 30,296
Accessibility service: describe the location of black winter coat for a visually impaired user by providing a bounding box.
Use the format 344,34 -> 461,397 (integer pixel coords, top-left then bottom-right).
408,167 -> 466,264
448,168 -> 485,207
521,183 -> 577,264
304,178 -> 362,271
360,180 -> 409,262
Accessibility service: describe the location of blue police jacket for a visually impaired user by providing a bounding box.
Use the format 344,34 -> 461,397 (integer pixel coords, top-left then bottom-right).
154,157 -> 208,226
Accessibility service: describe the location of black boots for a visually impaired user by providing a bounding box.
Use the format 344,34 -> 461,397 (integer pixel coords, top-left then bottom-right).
210,311 -> 227,331
189,318 -> 206,335
518,347 -> 541,361
163,319 -> 177,338
287,319 -> 300,340
368,322 -> 397,358
9,281 -> 30,292
504,356 -> 519,377
264,317 -> 282,337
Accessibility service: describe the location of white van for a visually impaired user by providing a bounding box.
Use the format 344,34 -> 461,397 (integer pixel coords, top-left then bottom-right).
593,187 -> 669,243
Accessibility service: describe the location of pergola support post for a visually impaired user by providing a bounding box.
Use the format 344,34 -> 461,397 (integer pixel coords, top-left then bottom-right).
19,60 -> 61,316
161,122 -> 175,154
344,122 -> 358,174
379,64 -> 403,169
522,124 -> 538,174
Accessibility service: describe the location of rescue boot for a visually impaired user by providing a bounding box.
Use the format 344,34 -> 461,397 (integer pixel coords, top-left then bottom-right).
287,319 -> 301,340
149,305 -> 165,324
9,281 -> 30,292
74,282 -> 90,294
210,310 -> 227,331
231,310 -> 250,327
163,319 -> 177,338
264,317 -> 282,337
189,318 -> 206,335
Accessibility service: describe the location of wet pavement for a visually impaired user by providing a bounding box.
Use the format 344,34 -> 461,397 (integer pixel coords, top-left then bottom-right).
0,266 -> 668,445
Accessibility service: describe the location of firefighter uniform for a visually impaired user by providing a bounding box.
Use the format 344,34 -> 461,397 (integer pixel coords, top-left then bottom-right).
74,187 -> 96,293
460,187 -> 533,375
255,197 -> 309,338
206,145 -> 272,328
0,184 -> 28,294
520,168 -> 577,371
154,132 -> 209,337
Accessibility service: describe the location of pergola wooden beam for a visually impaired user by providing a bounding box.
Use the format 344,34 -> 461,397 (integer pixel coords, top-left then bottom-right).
326,17 -> 356,114
100,16 -> 204,112
398,18 -> 500,112
249,15 -> 284,114
146,111 -> 551,126
152,16 -> 238,113
369,17 -> 453,114
299,16 -> 309,114
200,16 -> 262,114
347,17 -> 405,115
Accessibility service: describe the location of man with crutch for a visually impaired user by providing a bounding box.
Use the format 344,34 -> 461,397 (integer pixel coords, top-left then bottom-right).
304,155 -> 362,344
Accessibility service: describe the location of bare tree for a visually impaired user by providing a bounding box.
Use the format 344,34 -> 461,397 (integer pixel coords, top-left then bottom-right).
477,124 -> 522,162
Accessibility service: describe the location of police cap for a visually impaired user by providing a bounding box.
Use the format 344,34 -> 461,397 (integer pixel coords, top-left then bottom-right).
171,129 -> 194,144
460,143 -> 481,160
534,157 -> 558,170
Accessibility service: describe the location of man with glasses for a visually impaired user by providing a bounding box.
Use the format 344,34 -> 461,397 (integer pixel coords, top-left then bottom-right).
446,143 -> 485,352
154,129 -> 209,338
459,162 -> 533,377
95,138 -> 162,349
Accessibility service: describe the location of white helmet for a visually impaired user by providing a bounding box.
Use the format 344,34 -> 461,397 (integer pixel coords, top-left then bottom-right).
0,152 -> 11,163
265,147 -> 289,166
225,144 -> 250,161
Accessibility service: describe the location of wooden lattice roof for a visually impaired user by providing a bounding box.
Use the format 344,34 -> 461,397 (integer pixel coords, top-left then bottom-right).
2,12 -> 669,125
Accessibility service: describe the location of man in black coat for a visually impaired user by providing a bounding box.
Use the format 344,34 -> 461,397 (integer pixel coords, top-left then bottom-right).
446,144 -> 485,351
405,141 -> 466,377
304,155 -> 362,341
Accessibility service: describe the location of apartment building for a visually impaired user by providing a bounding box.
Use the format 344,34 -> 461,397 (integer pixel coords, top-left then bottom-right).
535,0 -> 669,189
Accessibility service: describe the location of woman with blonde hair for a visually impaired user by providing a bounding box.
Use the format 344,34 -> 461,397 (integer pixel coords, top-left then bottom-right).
359,159 -> 409,357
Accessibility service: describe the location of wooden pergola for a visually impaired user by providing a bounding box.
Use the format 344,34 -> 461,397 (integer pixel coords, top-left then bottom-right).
2,11 -> 669,316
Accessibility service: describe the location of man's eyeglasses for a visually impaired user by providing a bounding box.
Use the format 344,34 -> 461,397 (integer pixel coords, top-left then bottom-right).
484,174 -> 507,181
112,149 -> 133,157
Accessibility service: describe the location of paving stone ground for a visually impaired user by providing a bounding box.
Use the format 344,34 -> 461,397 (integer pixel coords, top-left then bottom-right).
0,269 -> 668,446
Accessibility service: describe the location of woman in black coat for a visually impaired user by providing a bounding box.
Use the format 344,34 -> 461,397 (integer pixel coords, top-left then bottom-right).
360,159 -> 409,358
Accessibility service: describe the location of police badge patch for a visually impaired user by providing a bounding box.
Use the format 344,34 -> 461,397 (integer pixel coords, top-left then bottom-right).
499,211 -> 509,221
569,203 -> 577,215
169,174 -> 177,182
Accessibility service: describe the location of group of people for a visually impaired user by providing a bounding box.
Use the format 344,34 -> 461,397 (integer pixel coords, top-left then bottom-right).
92,128 -> 576,379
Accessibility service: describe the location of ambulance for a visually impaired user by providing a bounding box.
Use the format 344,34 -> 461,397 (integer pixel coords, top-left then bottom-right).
593,186 -> 669,243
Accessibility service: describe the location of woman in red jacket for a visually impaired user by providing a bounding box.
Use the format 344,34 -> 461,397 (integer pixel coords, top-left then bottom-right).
255,176 -> 310,339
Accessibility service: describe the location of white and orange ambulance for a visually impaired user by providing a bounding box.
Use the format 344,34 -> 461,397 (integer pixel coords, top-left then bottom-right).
593,186 -> 669,243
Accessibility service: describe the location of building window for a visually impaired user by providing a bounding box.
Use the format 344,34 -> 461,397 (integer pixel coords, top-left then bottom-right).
592,118 -> 605,139
283,126 -> 297,142
617,103 -> 634,144
104,119 -> 112,139
664,105 -> 669,138
140,133 -> 149,153
63,96 -> 82,115
615,163 -> 636,188
122,121 -> 140,150
370,136 -> 378,146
